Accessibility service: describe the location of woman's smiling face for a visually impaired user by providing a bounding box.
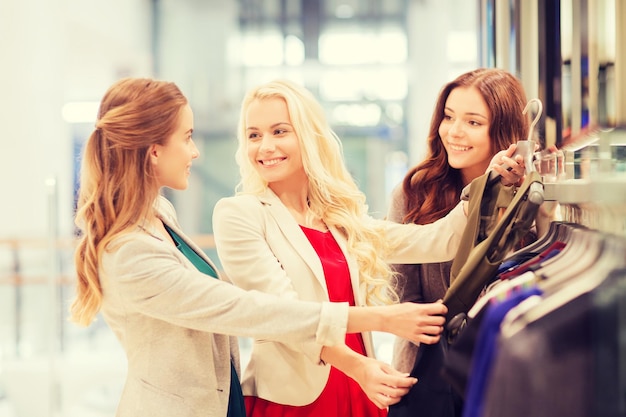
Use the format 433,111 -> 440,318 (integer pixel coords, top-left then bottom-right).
439,86 -> 494,183
245,97 -> 307,190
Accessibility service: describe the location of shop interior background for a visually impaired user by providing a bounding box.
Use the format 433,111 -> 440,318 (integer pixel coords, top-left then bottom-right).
0,0 -> 621,416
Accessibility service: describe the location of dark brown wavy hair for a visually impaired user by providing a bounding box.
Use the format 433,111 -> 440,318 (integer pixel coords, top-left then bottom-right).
401,68 -> 529,225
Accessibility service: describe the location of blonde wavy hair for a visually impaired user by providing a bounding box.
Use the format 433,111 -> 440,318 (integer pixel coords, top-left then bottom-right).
71,78 -> 188,326
235,79 -> 398,305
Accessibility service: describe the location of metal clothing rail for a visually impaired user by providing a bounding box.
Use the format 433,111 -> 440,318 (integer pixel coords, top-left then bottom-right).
543,178 -> 626,204
541,126 -> 626,236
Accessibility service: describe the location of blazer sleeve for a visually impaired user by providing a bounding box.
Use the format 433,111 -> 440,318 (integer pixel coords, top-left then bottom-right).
386,184 -> 423,300
102,229 -> 348,349
212,195 -> 343,364
380,201 -> 467,264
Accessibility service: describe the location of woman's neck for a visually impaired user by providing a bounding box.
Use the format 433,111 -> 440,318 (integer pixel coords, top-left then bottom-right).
269,181 -> 309,212
272,187 -> 327,232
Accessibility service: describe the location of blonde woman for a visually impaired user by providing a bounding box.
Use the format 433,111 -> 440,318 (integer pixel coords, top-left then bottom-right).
212,79 -> 523,417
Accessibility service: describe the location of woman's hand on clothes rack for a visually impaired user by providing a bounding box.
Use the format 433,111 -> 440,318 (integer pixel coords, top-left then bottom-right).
347,301 -> 447,345
320,344 -> 418,408
489,144 -> 526,186
383,301 -> 447,344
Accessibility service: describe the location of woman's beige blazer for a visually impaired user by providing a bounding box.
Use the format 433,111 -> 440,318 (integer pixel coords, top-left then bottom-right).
99,195 -> 349,417
212,189 -> 467,406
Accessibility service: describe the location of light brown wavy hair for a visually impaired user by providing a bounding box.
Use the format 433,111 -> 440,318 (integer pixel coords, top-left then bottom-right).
402,68 -> 530,225
235,79 -> 398,305
70,78 -> 188,326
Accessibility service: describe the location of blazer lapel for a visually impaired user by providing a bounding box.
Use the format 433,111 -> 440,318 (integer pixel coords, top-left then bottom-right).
260,189 -> 328,291
154,196 -> 222,276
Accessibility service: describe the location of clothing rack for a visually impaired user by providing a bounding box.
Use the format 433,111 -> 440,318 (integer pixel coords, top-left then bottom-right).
435,126 -> 626,417
541,126 -> 626,236
440,218 -> 626,417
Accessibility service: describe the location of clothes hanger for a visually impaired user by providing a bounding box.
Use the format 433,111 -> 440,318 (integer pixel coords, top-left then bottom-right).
503,221 -> 583,263
500,232 -> 626,337
533,227 -> 605,294
519,98 -> 545,205
511,98 -> 543,174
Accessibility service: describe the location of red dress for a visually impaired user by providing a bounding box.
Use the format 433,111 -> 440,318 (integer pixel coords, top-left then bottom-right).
244,226 -> 387,417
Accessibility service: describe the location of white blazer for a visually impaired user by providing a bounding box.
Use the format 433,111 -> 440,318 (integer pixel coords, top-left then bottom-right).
212,188 -> 466,406
99,195 -> 349,417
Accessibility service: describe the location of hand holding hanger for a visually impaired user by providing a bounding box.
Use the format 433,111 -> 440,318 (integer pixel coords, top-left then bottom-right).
490,98 -> 544,183
488,144 -> 527,186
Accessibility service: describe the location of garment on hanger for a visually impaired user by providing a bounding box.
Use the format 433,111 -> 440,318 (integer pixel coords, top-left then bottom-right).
482,291 -> 595,417
439,121 -> 626,416
497,240 -> 566,280
444,169 -> 544,322
445,225 -> 626,417
502,221 -> 583,264
388,170 -> 543,417
387,333 -> 464,417
441,271 -> 538,397
483,265 -> 626,417
462,285 -> 543,417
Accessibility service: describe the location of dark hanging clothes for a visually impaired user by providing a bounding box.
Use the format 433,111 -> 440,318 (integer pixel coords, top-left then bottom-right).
388,335 -> 464,417
389,171 -> 543,417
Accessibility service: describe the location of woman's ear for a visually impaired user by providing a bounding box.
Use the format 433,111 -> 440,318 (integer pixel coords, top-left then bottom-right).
149,144 -> 160,165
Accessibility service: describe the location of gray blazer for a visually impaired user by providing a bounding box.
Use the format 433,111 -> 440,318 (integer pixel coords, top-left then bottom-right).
99,195 -> 349,417
386,184 -> 453,373
212,188 -> 467,406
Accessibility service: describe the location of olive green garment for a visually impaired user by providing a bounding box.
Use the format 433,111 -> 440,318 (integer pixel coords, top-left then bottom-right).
443,170 -> 543,322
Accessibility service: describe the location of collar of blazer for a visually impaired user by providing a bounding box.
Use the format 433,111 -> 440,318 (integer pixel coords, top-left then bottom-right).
256,188 -> 363,303
153,195 -> 222,275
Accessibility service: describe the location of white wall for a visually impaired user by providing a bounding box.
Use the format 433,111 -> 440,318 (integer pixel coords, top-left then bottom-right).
0,0 -> 153,241
0,2 -> 153,416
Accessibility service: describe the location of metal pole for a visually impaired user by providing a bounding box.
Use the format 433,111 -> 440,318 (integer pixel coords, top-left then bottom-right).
46,176 -> 61,417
